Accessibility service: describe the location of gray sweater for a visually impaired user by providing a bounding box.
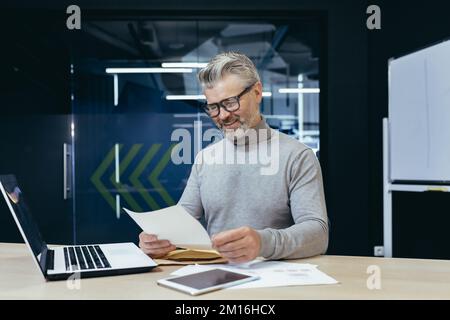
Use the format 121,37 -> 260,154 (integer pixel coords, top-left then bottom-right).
178,117 -> 329,260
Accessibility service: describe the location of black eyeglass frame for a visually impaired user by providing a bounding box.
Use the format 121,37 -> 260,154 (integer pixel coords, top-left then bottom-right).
201,82 -> 256,118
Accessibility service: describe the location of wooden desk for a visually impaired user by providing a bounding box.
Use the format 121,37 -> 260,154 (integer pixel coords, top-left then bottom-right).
1,243 -> 449,299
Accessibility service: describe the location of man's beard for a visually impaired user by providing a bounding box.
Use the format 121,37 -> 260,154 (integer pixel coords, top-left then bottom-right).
219,115 -> 255,144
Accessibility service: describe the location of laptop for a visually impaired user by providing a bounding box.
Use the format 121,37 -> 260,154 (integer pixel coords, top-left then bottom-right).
0,174 -> 157,281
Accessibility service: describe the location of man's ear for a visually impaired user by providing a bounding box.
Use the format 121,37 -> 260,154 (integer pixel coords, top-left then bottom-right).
254,82 -> 263,104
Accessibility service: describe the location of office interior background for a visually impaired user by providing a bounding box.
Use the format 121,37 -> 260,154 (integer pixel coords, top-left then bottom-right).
1,0 -> 449,259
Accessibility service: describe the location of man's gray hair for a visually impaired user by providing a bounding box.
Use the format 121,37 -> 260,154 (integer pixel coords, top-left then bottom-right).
197,52 -> 260,89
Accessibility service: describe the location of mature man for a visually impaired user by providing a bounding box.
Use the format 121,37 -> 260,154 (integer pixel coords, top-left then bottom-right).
139,52 -> 328,263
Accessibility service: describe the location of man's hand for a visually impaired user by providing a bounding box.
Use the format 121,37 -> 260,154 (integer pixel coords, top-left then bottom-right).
138,232 -> 176,258
211,226 -> 261,263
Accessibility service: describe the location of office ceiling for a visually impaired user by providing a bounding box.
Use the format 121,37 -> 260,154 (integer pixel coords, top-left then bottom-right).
78,19 -> 320,78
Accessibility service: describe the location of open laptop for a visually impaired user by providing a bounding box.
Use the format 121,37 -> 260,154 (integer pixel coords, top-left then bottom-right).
0,174 -> 157,281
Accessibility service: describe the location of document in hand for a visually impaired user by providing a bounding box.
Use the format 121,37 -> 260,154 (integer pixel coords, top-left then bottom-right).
124,205 -> 224,263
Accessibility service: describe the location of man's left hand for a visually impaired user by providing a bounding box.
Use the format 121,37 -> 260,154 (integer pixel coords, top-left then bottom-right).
211,226 -> 261,263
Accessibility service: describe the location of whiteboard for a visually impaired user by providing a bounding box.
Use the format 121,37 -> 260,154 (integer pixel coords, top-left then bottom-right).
389,39 -> 450,182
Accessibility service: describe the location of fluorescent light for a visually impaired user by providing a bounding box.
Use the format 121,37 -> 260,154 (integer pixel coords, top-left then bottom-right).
115,144 -> 120,184
105,68 -> 193,74
116,194 -> 120,220
166,92 -> 273,100
113,74 -> 118,106
166,95 -> 206,100
278,88 -> 320,94
161,62 -> 208,68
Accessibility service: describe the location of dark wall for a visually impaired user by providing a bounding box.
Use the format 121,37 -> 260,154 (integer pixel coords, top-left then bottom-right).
0,9 -> 73,244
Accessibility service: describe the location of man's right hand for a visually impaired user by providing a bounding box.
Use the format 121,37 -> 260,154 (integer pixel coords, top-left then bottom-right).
138,232 -> 176,258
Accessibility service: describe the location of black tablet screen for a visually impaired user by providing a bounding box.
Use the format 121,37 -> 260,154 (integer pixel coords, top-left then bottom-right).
167,269 -> 251,290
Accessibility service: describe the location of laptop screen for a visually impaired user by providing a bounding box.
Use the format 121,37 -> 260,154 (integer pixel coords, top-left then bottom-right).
0,174 -> 48,273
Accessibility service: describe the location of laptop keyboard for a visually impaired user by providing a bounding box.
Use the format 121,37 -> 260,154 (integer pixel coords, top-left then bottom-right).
63,245 -> 112,272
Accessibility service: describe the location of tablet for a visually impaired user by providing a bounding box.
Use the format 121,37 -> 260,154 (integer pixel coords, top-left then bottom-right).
157,268 -> 259,295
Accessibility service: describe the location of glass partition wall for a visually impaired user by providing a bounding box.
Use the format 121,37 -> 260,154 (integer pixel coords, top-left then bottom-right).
69,16 -> 323,244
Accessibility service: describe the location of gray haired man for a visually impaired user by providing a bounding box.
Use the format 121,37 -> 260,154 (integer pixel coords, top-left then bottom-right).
139,52 -> 329,263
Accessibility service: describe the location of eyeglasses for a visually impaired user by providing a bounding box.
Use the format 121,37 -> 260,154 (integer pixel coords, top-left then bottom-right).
201,83 -> 256,118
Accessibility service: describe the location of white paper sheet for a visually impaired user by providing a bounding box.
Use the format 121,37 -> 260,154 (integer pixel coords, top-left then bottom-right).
124,205 -> 212,250
171,260 -> 338,289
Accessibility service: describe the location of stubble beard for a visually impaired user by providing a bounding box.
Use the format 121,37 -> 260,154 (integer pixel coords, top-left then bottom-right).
220,113 -> 259,143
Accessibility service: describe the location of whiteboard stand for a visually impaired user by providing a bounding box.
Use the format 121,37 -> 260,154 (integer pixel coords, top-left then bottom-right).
382,117 -> 450,257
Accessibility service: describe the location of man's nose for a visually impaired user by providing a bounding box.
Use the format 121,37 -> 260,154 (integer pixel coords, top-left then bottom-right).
218,106 -> 231,120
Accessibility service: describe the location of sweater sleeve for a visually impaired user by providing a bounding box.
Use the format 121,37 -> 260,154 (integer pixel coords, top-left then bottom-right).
257,148 -> 329,260
177,153 -> 204,220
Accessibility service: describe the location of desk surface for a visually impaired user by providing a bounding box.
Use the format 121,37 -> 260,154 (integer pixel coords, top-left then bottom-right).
1,243 -> 450,299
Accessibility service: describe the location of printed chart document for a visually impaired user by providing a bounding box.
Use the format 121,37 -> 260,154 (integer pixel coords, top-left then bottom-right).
124,205 -> 213,251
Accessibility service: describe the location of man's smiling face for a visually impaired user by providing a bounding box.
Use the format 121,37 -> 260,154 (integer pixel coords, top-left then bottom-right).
203,74 -> 263,138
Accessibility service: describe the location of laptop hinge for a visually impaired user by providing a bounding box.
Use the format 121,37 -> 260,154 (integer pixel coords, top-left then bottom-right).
46,249 -> 55,270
